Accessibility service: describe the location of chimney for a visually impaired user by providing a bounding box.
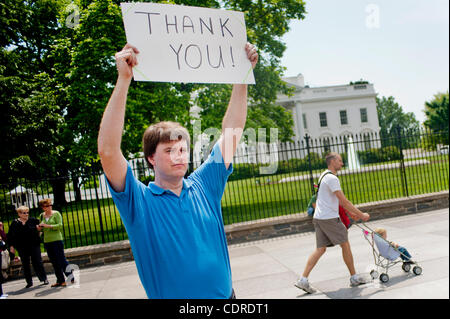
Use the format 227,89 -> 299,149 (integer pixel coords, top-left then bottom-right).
296,73 -> 305,87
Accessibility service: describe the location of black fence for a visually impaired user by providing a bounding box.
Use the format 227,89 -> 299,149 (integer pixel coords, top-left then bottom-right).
1,128 -> 448,248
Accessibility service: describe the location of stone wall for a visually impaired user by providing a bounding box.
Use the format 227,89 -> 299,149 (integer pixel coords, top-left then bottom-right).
4,191 -> 448,280
225,190 -> 449,244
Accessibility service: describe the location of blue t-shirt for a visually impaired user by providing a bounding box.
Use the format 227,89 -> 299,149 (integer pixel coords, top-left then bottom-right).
106,143 -> 233,299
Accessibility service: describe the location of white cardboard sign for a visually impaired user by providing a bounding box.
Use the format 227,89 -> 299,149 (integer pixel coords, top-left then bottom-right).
120,2 -> 255,84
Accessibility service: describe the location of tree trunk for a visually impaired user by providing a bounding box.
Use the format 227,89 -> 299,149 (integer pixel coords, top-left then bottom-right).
50,177 -> 67,207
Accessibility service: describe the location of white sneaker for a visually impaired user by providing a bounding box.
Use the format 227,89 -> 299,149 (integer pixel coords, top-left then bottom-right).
0,294 -> 8,299
350,274 -> 368,287
294,278 -> 316,294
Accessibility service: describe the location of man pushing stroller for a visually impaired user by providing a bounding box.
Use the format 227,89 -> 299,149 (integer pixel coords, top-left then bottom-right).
295,152 -> 370,294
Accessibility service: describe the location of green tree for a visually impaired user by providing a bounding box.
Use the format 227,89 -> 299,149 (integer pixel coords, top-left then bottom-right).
1,0 -> 306,193
197,0 -> 305,142
60,0 -> 305,163
376,96 -> 420,148
422,91 -> 449,149
0,0 -> 67,179
61,0 -> 194,164
423,91 -> 449,133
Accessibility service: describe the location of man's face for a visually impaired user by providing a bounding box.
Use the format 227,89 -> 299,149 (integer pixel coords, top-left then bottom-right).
332,155 -> 344,171
148,139 -> 189,179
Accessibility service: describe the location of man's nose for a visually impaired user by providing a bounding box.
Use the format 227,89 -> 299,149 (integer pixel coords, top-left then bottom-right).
172,149 -> 186,161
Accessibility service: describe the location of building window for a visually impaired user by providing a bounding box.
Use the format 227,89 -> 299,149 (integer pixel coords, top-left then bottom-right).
302,113 -> 307,129
319,112 -> 327,127
360,108 -> 368,123
340,110 -> 348,125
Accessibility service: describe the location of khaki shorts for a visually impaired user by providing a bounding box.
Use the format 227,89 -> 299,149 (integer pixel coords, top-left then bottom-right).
313,218 -> 348,248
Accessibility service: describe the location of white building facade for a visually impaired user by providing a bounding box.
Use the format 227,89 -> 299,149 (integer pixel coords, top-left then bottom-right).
278,74 -> 381,144
191,73 -> 381,168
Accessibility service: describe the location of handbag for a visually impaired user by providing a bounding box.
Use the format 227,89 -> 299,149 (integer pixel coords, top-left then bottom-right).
338,205 -> 352,229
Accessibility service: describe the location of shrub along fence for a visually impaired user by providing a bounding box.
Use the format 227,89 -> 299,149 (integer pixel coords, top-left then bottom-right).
0,128 -> 448,249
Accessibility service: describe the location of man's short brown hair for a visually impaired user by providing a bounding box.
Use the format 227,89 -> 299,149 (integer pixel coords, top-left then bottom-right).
325,152 -> 341,166
142,121 -> 190,169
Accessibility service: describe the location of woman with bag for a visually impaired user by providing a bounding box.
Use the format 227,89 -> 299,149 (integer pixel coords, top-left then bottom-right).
38,198 -> 73,287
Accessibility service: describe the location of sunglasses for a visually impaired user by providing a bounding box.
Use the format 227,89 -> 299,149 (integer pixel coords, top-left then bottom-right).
19,211 -> 29,214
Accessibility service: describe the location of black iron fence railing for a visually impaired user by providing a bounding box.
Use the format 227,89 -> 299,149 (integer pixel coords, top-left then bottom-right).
0,128 -> 448,248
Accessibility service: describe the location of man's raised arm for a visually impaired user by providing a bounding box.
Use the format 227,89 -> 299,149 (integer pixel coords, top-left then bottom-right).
219,43 -> 258,168
98,44 -> 139,192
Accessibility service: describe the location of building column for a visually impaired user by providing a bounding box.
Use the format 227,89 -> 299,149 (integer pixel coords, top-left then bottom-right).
294,101 -> 305,140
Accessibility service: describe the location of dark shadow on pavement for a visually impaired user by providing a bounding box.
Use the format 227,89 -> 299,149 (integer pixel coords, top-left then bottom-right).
34,286 -> 65,297
5,283 -> 46,296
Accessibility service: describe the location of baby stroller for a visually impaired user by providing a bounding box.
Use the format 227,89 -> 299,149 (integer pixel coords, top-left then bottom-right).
356,223 -> 423,283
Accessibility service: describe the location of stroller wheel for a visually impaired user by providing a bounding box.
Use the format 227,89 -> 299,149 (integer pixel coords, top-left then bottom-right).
402,263 -> 411,272
370,270 -> 379,279
379,273 -> 389,283
413,266 -> 422,276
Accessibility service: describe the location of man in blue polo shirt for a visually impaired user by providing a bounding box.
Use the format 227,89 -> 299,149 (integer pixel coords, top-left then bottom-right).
98,43 -> 258,298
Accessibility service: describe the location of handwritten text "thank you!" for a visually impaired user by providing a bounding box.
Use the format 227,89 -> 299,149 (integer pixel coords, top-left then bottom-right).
120,2 -> 255,84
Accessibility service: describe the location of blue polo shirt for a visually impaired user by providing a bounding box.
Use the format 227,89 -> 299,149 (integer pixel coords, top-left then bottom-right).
106,143 -> 233,299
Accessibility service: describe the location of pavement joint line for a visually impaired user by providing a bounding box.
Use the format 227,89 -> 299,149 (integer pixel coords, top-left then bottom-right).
255,244 -> 298,274
95,266 -> 113,299
229,231 -> 315,248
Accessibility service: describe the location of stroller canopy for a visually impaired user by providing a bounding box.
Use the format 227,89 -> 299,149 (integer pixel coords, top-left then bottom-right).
373,234 -> 400,261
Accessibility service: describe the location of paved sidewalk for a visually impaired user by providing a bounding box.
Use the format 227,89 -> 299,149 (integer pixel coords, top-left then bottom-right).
2,208 -> 448,299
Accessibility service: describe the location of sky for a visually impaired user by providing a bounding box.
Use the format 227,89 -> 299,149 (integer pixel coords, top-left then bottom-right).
280,0 -> 449,124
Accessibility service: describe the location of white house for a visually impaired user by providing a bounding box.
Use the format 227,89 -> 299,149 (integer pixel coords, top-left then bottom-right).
278,74 -> 381,146
190,73 -> 381,168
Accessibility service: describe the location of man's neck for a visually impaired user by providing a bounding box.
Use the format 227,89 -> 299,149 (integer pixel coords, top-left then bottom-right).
154,176 -> 184,196
327,167 -> 337,175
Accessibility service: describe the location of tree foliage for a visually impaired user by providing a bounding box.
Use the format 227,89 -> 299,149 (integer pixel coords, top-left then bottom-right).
376,96 -> 420,148
423,91 -> 449,133
422,91 -> 449,149
2,0 -> 307,187
0,0 -> 67,180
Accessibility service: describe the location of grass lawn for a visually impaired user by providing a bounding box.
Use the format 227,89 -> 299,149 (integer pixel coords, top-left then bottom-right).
221,157 -> 449,224
2,156 -> 447,249
58,197 -> 128,248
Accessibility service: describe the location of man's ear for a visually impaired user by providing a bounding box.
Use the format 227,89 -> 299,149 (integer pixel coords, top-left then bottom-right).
147,155 -> 156,167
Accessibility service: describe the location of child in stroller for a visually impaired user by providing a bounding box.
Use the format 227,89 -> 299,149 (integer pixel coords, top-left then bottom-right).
374,228 -> 414,263
358,224 -> 423,283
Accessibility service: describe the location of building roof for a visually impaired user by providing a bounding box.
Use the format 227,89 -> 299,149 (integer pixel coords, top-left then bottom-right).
7,185 -> 36,195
